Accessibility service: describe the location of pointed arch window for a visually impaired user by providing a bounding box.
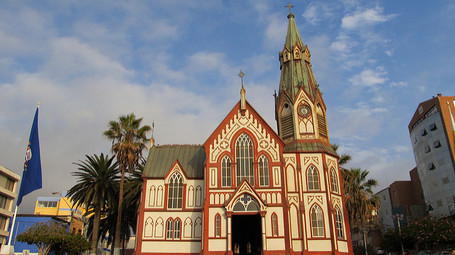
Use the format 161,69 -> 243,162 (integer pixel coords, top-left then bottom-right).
307,165 -> 320,191
335,208 -> 344,239
271,213 -> 278,236
166,218 -> 173,239
258,155 -> 270,186
168,173 -> 183,209
311,205 -> 325,237
330,168 -> 339,193
166,218 -> 181,240
215,214 -> 221,237
236,133 -> 254,185
221,156 -> 232,187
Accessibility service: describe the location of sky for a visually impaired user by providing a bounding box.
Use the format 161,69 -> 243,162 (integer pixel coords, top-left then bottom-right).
1,0 -> 454,214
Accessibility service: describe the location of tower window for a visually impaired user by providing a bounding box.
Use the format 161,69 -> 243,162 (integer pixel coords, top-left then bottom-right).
307,165 -> 320,191
330,168 -> 339,193
335,208 -> 344,239
281,104 -> 294,139
316,104 -> 327,137
311,205 -> 325,237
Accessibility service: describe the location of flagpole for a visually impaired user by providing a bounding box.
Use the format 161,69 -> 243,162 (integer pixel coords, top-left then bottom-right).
7,205 -> 18,245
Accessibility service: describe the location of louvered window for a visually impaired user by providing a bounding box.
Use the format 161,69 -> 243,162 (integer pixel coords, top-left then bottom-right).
317,114 -> 327,137
282,114 -> 294,138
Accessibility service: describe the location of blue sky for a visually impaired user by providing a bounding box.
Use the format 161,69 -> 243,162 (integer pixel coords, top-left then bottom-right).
1,0 -> 454,213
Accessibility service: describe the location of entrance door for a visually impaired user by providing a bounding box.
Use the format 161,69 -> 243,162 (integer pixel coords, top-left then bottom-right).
231,214 -> 262,255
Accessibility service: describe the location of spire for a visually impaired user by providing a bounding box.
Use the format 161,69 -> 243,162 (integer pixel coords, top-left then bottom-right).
275,5 -> 335,155
239,70 -> 246,115
278,4 -> 318,105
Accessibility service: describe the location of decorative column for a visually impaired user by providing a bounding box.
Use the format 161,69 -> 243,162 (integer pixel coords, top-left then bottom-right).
226,211 -> 233,255
260,211 -> 267,252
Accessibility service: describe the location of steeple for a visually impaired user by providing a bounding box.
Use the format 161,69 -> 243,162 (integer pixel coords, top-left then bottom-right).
275,6 -> 335,155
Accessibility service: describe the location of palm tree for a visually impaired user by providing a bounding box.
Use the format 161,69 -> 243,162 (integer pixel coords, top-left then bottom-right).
342,168 -> 379,226
67,153 -> 120,255
332,143 -> 352,167
103,113 -> 150,255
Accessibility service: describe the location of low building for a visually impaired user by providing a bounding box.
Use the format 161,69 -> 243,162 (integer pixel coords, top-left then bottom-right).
376,167 -> 426,233
34,193 -> 86,234
0,165 -> 20,249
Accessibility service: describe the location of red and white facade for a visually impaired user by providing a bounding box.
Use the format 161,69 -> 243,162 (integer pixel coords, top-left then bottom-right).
135,11 -> 353,255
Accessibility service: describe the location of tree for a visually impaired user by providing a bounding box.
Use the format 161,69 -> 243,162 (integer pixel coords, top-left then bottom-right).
103,113 -> 150,255
16,221 -> 67,255
403,216 -> 455,251
67,153 -> 120,255
342,168 -> 379,227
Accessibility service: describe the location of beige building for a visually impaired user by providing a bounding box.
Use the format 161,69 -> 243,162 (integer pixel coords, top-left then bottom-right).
0,165 -> 20,248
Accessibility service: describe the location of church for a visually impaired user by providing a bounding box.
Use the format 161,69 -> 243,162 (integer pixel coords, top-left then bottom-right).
134,8 -> 353,255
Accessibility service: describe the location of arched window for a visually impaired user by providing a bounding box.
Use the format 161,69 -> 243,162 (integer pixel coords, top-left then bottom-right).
166,218 -> 174,239
307,165 -> 320,191
168,173 -> 183,209
166,218 -> 181,240
236,133 -> 254,185
221,156 -> 232,187
215,214 -> 221,237
330,168 -> 339,193
258,155 -> 269,186
271,213 -> 278,236
174,218 -> 181,240
335,208 -> 344,239
311,205 -> 325,237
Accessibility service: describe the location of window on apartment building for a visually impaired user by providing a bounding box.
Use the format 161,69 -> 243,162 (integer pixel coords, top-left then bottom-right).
421,129 -> 427,136
424,145 -> 431,153
0,216 -> 7,230
429,123 -> 437,131
433,140 -> 441,148
37,201 -> 58,207
5,178 -> 15,191
0,195 -> 7,210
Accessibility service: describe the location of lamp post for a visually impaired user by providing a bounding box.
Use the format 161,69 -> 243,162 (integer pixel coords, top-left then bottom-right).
52,192 -> 74,233
392,213 -> 405,255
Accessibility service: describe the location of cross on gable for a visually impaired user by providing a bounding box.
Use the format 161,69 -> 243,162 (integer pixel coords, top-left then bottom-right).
240,194 -> 251,205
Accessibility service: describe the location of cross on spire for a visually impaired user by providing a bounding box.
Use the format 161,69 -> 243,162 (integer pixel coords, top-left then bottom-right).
285,2 -> 294,15
238,70 -> 245,88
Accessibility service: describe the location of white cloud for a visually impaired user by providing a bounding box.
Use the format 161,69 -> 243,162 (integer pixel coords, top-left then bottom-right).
349,68 -> 388,87
341,6 -> 396,30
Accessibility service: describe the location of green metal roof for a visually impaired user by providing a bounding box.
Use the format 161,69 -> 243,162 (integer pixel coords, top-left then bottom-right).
283,142 -> 338,157
279,13 -> 319,104
143,145 -> 205,178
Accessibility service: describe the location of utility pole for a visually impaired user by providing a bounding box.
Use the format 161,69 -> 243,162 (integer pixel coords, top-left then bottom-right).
393,213 -> 405,255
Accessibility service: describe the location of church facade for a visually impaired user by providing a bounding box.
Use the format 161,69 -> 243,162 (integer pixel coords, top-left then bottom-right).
135,11 -> 353,255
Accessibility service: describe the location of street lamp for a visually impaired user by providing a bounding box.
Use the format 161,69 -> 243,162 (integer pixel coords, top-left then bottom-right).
52,192 -> 74,233
392,213 -> 405,255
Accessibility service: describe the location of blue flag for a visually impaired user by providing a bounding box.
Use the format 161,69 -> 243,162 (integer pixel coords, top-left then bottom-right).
17,106 -> 42,206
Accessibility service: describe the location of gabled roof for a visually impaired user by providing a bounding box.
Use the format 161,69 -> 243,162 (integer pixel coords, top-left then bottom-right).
143,145 -> 205,179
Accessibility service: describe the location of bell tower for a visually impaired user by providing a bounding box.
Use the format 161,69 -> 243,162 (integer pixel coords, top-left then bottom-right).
275,6 -> 334,154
